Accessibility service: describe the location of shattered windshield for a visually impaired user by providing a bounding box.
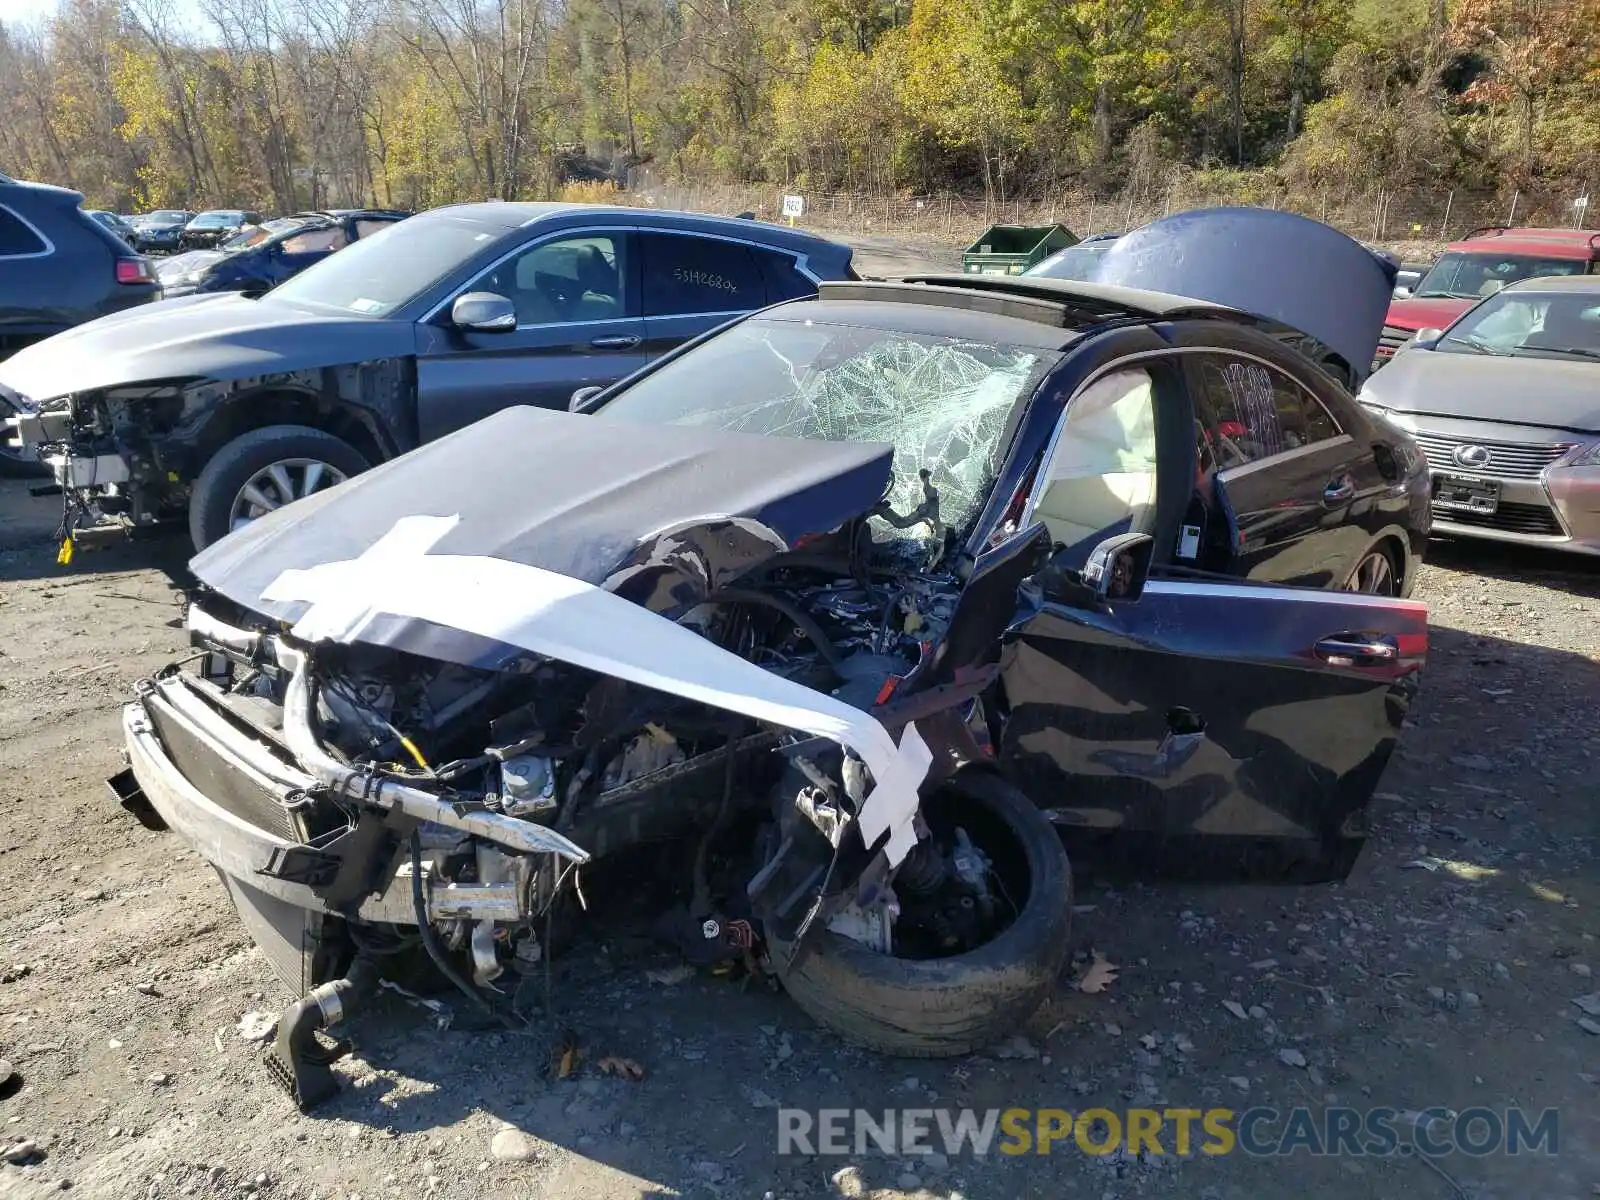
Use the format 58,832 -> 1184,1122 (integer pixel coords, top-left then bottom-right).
595,317 -> 1055,544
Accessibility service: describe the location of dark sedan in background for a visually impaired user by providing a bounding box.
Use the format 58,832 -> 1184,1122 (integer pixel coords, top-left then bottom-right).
179,209 -> 263,250
87,210 -> 138,245
3,204 -> 859,550
128,210 -> 196,254
1360,274 -> 1600,555
155,209 -> 409,298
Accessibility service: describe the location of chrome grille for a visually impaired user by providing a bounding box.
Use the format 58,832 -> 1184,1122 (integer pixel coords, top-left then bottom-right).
1413,432 -> 1573,480
1434,500 -> 1564,537
1377,324 -> 1412,353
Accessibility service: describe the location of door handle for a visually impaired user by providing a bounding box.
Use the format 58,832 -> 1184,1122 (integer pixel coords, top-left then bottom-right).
1322,477 -> 1355,505
1314,634 -> 1397,666
590,335 -> 641,350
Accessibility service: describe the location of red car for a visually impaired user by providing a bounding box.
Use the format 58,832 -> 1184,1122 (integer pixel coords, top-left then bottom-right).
1375,227 -> 1600,367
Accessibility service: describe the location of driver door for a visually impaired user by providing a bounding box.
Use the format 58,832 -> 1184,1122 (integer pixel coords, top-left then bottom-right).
413,228 -> 647,442
996,353 -> 1427,868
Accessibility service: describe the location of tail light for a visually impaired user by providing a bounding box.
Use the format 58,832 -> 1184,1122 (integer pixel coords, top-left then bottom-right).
115,257 -> 154,285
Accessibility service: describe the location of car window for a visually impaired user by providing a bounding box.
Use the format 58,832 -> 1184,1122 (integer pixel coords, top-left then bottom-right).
471,232 -> 629,326
1031,368 -> 1158,554
271,215 -> 502,317
1412,251 -> 1586,300
750,247 -> 818,302
1444,291 -> 1600,358
354,218 -> 395,240
1024,244 -> 1112,281
280,227 -> 348,254
1192,354 -> 1335,470
0,207 -> 48,257
640,233 -> 763,316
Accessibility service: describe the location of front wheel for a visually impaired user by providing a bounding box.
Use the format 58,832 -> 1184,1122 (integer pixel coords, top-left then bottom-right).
766,770 -> 1072,1058
189,424 -> 369,551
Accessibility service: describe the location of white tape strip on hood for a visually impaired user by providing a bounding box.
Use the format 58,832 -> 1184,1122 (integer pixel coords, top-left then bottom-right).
262,514 -> 931,866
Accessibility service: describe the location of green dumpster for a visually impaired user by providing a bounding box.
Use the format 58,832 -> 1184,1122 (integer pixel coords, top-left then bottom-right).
962,224 -> 1078,275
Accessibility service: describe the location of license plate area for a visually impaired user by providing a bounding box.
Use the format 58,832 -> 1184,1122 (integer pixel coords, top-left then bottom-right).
1432,473 -> 1499,515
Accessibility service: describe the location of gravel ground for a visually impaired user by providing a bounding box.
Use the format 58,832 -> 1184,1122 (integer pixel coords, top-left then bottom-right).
0,263 -> 1596,1198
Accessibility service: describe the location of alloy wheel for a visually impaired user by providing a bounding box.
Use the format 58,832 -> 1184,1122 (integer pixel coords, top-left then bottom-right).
1346,550 -> 1397,596
228,457 -> 348,531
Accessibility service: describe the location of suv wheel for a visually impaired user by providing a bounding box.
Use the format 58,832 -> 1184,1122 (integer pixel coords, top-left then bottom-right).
189,424 -> 368,551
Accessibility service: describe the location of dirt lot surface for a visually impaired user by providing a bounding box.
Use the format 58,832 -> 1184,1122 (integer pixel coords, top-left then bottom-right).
0,258 -> 1596,1198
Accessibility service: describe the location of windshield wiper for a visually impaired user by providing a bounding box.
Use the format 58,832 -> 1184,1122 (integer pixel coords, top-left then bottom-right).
1534,346 -> 1600,360
1444,335 -> 1507,356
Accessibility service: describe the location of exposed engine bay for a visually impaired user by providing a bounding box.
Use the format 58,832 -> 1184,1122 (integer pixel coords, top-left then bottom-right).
138,503 -> 1052,1108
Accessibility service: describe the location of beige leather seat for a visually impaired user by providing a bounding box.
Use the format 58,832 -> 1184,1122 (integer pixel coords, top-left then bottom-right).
1032,369 -> 1159,550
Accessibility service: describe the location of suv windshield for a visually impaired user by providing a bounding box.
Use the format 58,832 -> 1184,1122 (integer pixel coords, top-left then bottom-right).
144,211 -> 189,224
595,317 -> 1055,541
1442,291 -> 1600,359
271,215 -> 501,317
1412,251 -> 1587,300
191,211 -> 244,228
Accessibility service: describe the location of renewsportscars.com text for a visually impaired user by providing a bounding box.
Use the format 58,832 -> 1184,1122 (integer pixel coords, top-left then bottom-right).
776,1106 -> 1559,1158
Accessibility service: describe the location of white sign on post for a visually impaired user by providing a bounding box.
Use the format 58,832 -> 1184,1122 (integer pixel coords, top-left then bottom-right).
781,195 -> 805,222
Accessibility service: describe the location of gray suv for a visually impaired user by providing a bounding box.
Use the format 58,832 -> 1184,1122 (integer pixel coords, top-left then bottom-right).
0,172 -> 159,474
1,203 -> 857,548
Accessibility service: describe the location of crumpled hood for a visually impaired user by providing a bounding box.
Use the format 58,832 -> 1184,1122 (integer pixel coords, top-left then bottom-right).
0,294 -> 417,404
192,405 -> 894,666
1385,295 -> 1474,332
1091,207 -> 1396,379
1360,347 -> 1600,431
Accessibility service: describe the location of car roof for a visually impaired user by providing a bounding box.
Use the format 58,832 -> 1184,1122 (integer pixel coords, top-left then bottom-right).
1502,274 -> 1600,295
864,274 -> 1248,321
0,177 -> 84,206
1447,227 -> 1600,258
428,201 -> 848,252
777,275 -> 1254,351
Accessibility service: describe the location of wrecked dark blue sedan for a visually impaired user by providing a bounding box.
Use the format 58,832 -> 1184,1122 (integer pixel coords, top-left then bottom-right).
109,208 -> 1429,1107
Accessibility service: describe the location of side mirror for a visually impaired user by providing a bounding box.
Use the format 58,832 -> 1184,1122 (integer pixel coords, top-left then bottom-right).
569,385 -> 605,412
1081,532 -> 1154,602
1410,327 -> 1444,351
451,291 -> 516,332
1392,286 -> 1413,299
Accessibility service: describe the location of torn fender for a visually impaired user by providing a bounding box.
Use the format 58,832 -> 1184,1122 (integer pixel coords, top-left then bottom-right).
263,515 -> 933,866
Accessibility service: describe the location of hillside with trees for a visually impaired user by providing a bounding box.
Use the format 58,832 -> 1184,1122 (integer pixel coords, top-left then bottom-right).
0,0 -> 1595,226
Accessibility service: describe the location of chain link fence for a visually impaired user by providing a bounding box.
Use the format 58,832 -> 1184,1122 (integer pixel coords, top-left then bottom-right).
624,169 -> 1596,260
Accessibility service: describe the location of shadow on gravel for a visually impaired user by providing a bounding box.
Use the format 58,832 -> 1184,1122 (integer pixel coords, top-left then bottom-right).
1425,533 -> 1600,597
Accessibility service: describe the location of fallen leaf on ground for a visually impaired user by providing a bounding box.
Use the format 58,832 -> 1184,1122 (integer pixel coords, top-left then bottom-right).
550,1029 -> 580,1080
645,964 -> 694,986
597,1055 -> 646,1081
1077,951 -> 1119,995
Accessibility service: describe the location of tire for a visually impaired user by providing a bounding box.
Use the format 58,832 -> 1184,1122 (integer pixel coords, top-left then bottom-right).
766,770 -> 1072,1058
189,424 -> 369,551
